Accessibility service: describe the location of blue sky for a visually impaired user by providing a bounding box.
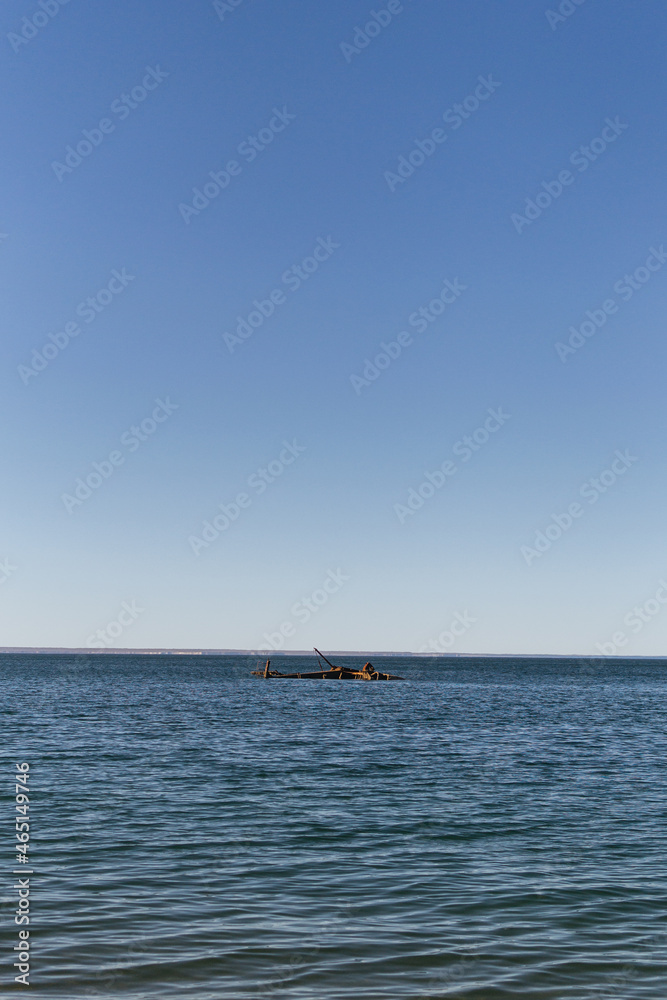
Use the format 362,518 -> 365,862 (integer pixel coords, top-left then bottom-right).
1,0 -> 666,654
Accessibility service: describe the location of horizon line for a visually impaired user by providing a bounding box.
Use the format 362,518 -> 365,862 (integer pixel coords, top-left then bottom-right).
0,647 -> 665,659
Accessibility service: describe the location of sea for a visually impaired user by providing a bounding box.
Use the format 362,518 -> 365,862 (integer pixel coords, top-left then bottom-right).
2,653 -> 667,999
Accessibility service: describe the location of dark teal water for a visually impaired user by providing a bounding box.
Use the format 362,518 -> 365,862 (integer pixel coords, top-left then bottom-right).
2,654 -> 667,999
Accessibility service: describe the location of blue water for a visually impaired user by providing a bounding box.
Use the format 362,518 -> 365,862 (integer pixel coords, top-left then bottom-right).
3,654 -> 667,998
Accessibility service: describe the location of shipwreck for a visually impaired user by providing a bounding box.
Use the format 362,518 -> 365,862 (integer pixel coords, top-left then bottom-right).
251,648 -> 403,681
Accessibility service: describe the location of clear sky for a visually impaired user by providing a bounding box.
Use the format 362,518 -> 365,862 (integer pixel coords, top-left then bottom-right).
2,0 -> 666,654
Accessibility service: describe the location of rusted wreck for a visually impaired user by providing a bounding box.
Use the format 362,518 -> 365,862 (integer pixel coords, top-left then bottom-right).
251,648 -> 403,681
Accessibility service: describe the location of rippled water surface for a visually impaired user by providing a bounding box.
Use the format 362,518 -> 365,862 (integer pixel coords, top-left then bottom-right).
3,654 -> 667,998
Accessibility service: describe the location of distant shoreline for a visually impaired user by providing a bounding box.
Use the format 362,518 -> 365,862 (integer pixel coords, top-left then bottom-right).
0,648 -> 665,659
